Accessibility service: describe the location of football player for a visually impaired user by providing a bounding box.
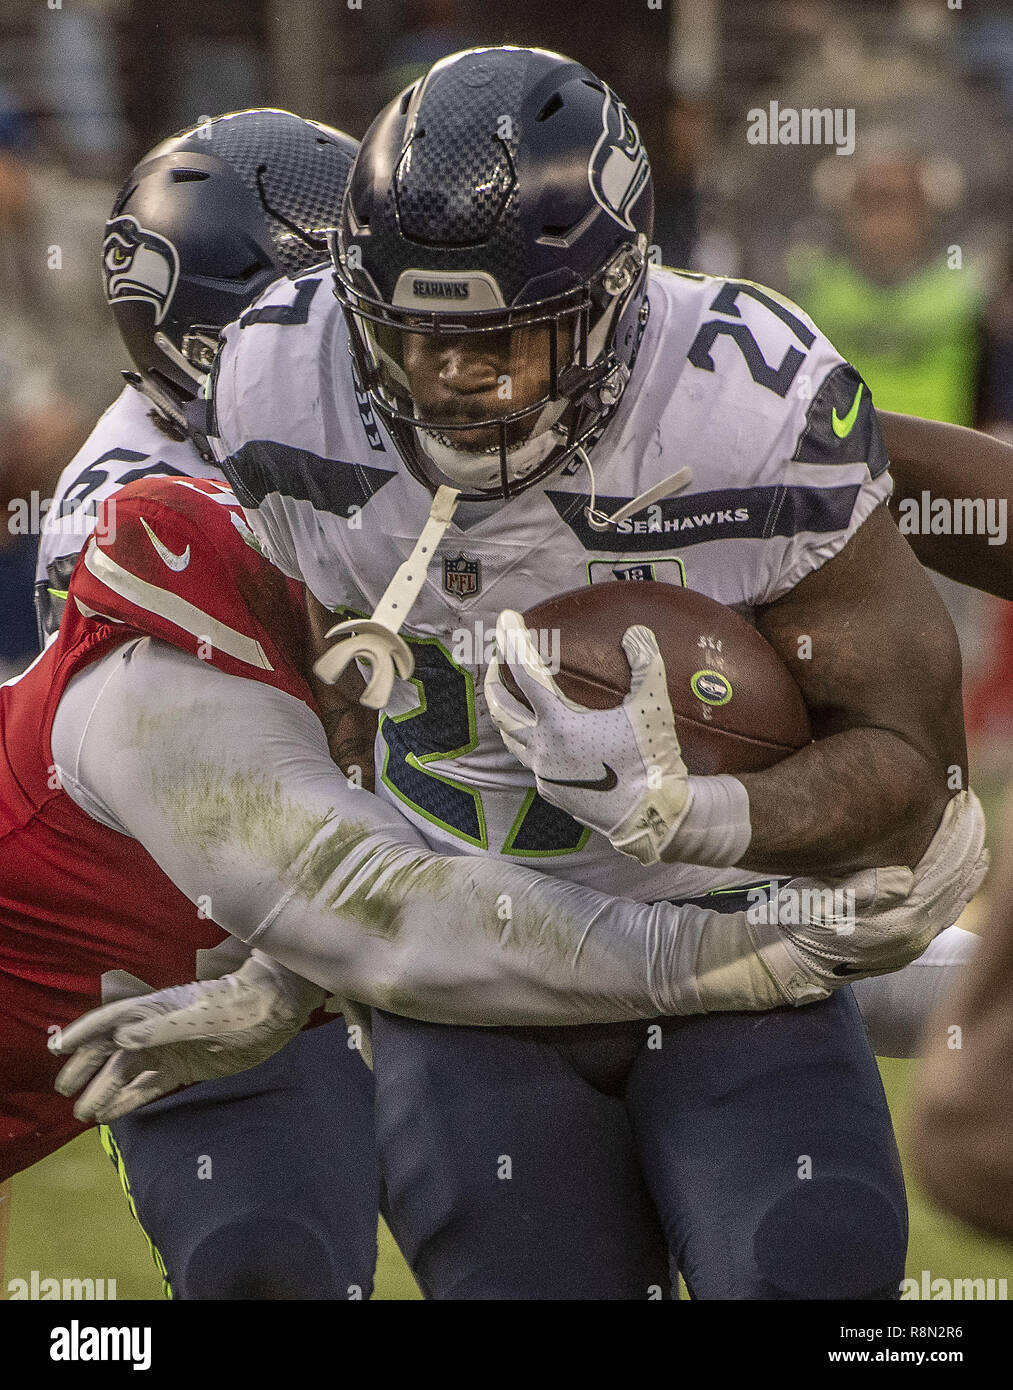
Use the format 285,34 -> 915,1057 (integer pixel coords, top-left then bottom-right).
37,107 -> 358,639
141,47 -> 984,1298
14,100 -> 898,1304
19,107 -> 388,1301
5,116 -> 972,1289
7,474 -> 945,1155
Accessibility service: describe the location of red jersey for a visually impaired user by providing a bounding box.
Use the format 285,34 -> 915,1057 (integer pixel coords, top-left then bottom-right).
0,476 -> 319,1177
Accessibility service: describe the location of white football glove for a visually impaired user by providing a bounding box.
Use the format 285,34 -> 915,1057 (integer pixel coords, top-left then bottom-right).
768,789 -> 989,992
694,865 -> 915,1012
49,952 -> 328,1123
485,611 -> 691,864
697,793 -> 988,1011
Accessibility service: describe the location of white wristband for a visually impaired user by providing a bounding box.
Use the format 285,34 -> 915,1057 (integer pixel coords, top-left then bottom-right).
662,774 -> 752,867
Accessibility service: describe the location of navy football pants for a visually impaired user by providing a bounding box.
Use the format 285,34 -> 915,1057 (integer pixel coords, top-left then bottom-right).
104,1018 -> 380,1299
372,988 -> 908,1300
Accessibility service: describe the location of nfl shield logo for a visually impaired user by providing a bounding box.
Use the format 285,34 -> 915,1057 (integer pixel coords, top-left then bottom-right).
443,554 -> 481,597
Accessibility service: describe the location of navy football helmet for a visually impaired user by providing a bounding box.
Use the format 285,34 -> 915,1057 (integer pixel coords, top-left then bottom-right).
332,47 -> 653,501
104,108 -> 358,439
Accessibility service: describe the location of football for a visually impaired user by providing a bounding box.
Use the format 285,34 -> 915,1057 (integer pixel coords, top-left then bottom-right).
498,581 -> 812,775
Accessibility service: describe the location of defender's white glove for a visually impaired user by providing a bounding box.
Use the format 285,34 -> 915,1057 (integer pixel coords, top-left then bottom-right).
50,952 -> 328,1123
696,866 -> 915,1011
768,789 -> 989,992
485,612 -> 691,864
699,793 -> 988,1011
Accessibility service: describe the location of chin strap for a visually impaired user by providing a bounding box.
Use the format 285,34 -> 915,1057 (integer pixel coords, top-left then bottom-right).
578,446 -> 694,531
313,484 -> 461,709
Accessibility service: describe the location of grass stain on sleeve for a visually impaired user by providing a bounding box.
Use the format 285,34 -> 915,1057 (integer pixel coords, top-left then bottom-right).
149,754 -> 450,941
149,745 -> 593,969
150,760 -> 332,872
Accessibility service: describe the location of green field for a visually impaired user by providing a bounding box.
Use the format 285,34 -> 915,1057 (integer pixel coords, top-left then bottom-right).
4,1058 -> 1009,1300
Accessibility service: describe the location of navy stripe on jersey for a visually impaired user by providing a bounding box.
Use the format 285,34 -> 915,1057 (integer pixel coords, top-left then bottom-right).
545,483 -> 862,552
239,276 -> 322,329
792,364 -> 890,478
51,448 -> 148,519
222,441 -> 397,515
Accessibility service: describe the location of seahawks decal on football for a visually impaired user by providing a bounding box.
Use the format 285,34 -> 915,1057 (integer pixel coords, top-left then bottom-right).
587,86 -> 650,232
102,215 -> 180,325
691,669 -> 733,707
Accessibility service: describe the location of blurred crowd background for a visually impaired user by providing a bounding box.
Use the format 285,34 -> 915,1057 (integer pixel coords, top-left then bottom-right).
1,0 -> 1011,771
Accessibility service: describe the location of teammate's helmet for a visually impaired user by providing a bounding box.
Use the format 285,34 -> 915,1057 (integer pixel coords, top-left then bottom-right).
104,108 -> 358,437
333,47 -> 653,501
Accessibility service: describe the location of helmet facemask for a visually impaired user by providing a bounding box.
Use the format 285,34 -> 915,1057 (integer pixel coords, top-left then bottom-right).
334,235 -> 648,502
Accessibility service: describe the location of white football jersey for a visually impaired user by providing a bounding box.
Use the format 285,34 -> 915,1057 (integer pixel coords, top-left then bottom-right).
36,385 -> 221,641
210,266 -> 892,900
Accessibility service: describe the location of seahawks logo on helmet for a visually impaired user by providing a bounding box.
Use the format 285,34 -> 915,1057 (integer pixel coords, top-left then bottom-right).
587,87 -> 650,232
102,215 -> 180,325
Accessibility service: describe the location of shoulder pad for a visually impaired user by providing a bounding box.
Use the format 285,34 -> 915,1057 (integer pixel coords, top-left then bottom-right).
67,476 -> 312,697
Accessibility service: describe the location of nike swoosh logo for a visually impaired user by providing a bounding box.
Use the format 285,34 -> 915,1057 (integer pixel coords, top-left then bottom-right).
541,764 -> 619,793
831,382 -> 863,438
832,962 -> 864,977
141,517 -> 191,572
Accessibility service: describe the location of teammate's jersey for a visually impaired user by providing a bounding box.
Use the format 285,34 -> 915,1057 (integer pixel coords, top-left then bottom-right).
35,385 -> 221,642
210,267 -> 892,900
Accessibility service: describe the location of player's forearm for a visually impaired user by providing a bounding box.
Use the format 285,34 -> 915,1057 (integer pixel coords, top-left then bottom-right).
317,698 -> 377,790
733,726 -> 950,874
54,638 -> 795,1023
166,751 -> 782,1023
727,502 -> 968,876
879,410 -> 1013,600
56,638 -> 981,1032
304,590 -> 378,788
257,830 -> 729,1023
